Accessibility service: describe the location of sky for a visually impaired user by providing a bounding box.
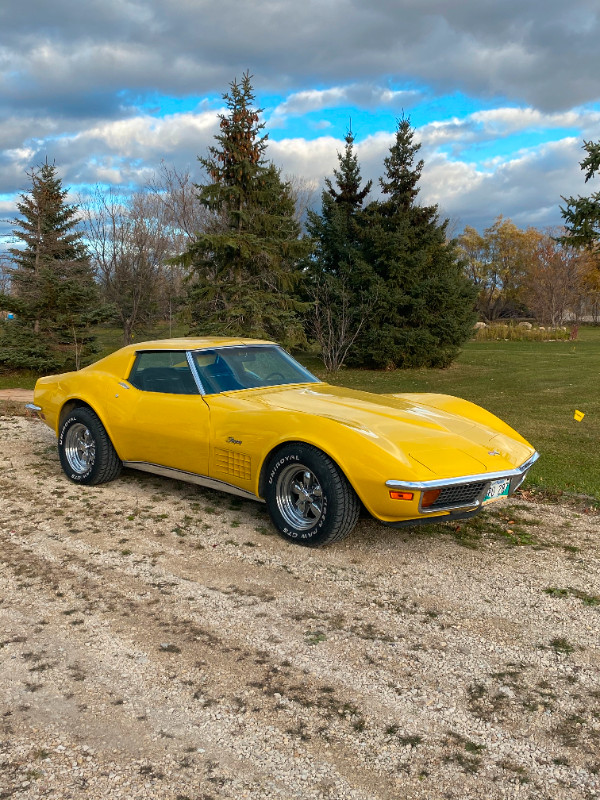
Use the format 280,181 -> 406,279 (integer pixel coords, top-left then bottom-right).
1,0 -> 600,252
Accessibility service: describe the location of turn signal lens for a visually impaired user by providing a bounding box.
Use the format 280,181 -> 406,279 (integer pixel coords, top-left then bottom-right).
389,491 -> 414,501
421,489 -> 441,508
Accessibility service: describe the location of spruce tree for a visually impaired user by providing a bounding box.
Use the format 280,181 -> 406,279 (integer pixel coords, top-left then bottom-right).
0,162 -> 102,371
351,117 -> 477,368
325,129 -> 372,210
305,130 -> 373,369
181,73 -> 310,346
560,139 -> 600,254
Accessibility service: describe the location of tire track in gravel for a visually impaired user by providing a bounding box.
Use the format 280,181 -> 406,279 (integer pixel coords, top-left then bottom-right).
1,542 -> 397,799
3,502 -> 436,799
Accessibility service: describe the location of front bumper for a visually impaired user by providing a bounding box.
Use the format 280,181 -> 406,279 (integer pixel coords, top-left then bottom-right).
385,451 -> 540,515
25,403 -> 44,419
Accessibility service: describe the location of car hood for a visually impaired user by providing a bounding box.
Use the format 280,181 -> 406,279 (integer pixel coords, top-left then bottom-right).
245,383 -> 533,478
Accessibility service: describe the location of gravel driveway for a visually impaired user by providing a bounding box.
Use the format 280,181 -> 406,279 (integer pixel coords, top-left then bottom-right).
1,415 -> 599,800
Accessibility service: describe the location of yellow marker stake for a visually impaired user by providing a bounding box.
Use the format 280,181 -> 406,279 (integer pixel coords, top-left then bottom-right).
574,410 -> 585,422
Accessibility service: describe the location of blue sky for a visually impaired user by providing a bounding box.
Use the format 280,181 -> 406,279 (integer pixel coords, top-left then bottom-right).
1,0 -> 599,251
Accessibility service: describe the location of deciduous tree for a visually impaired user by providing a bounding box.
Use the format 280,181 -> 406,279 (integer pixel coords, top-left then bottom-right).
83,187 -> 174,345
524,230 -> 582,327
457,216 -> 541,320
575,248 -> 600,322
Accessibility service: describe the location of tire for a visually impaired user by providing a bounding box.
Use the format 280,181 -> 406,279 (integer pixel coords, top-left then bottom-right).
265,444 -> 360,547
58,407 -> 122,486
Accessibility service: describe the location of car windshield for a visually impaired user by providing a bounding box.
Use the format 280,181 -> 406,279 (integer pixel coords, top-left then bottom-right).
191,345 -> 319,394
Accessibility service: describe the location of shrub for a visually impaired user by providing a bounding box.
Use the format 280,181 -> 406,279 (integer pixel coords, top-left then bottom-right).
474,324 -> 570,341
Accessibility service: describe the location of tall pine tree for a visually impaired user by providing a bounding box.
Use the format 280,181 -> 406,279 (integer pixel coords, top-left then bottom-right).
351,117 -> 477,368
181,73 -> 310,345
0,162 -> 102,371
305,129 -> 374,369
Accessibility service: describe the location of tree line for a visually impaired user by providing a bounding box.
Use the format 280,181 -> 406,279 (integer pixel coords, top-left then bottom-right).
1,73 -> 599,374
457,216 -> 600,327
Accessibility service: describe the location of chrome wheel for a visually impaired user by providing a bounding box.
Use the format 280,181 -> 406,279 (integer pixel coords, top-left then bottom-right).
276,463 -> 323,530
63,423 -> 95,474
266,444 -> 360,546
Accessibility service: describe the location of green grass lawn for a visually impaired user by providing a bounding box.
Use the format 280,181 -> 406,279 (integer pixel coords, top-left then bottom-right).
0,369 -> 39,390
2,324 -> 598,502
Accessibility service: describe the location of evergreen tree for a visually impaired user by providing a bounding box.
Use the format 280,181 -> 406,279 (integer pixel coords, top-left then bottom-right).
560,140 -> 600,254
305,130 -> 374,370
180,73 -> 310,346
380,116 -> 424,210
351,117 -> 477,368
325,129 -> 372,210
0,162 -> 102,371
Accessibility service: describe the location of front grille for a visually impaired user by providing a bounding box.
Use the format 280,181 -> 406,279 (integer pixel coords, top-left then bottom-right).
428,481 -> 487,509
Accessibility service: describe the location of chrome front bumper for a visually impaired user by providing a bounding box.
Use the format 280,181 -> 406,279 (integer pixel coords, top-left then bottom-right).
25,403 -> 43,419
386,451 -> 540,514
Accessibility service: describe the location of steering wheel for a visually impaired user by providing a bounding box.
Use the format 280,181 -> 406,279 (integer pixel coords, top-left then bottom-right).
264,371 -> 286,383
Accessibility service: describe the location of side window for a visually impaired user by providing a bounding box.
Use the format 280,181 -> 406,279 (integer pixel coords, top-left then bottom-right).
128,351 -> 199,395
192,350 -> 243,393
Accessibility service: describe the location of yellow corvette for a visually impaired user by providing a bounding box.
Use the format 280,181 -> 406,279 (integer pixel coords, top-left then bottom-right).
30,337 -> 538,547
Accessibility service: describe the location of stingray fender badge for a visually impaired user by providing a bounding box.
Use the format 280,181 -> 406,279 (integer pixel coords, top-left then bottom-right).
488,450 -> 501,456
227,437 -> 242,445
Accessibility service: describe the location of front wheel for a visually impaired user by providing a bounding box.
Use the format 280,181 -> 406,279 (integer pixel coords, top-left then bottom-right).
265,444 -> 360,547
58,407 -> 122,485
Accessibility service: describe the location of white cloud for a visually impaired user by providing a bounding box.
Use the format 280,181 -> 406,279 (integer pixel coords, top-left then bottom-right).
273,88 -> 348,116
0,199 -> 16,215
420,137 -> 589,230
271,84 -> 419,118
269,137 -> 342,184
0,111 -> 222,193
77,110 -> 220,158
471,107 -> 600,135
417,106 -> 600,160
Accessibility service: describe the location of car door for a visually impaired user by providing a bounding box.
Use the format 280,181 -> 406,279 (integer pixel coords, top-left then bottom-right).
108,350 -> 210,476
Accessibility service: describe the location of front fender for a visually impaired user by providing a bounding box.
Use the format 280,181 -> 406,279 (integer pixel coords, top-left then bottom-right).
248,413 -> 424,522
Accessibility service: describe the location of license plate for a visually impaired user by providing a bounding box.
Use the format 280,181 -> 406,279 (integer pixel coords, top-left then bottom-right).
483,478 -> 510,504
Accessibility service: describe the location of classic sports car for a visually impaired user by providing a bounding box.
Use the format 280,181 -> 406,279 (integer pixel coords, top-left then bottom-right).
29,337 -> 538,547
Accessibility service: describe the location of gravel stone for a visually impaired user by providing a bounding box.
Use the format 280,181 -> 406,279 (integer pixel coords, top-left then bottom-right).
1,415 -> 599,799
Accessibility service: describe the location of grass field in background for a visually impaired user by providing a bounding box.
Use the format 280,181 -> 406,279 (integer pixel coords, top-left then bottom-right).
2,324 -> 598,502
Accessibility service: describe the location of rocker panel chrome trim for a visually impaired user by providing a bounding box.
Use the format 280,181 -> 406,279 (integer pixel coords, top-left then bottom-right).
122,461 -> 263,502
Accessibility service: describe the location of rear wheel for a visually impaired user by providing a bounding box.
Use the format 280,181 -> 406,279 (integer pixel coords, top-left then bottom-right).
58,407 -> 122,485
265,444 -> 360,547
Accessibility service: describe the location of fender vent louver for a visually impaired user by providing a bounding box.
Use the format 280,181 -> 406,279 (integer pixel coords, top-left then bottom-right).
214,448 -> 251,481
